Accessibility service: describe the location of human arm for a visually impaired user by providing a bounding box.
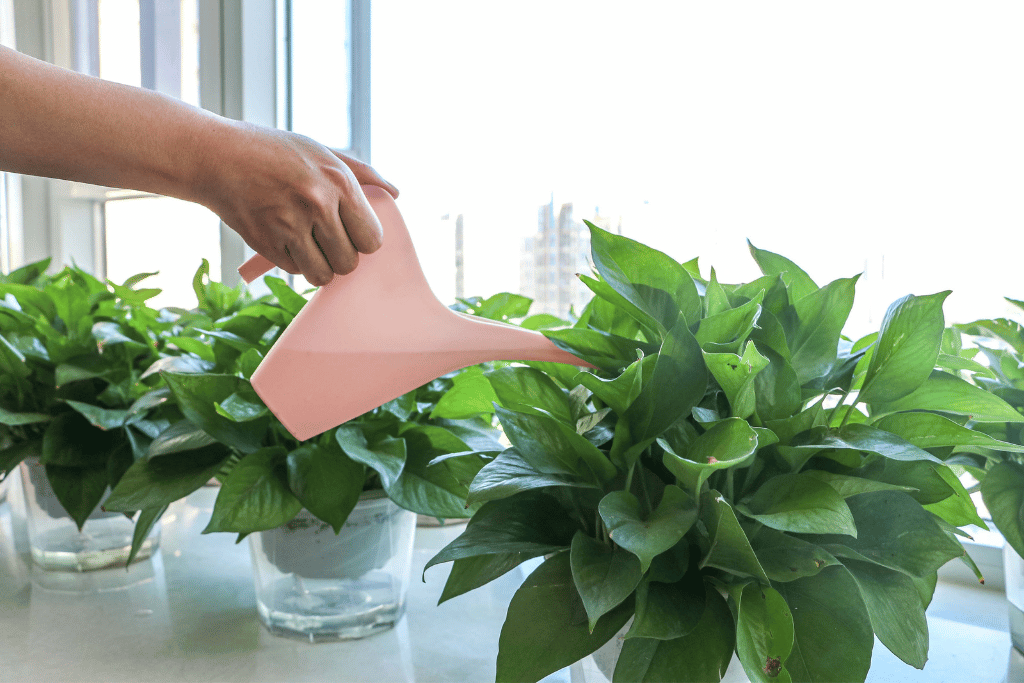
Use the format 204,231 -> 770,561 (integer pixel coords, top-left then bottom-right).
0,45 -> 397,285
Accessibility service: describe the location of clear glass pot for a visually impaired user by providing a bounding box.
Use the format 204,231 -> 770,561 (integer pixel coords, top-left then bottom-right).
1005,542 -> 1024,654
249,490 -> 416,642
18,459 -> 160,572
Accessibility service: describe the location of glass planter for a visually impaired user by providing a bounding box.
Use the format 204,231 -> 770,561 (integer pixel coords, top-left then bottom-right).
18,459 -> 160,571
249,490 -> 416,642
1006,542 -> 1024,654
569,618 -> 749,683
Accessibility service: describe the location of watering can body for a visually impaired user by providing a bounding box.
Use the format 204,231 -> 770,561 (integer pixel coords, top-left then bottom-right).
239,185 -> 589,441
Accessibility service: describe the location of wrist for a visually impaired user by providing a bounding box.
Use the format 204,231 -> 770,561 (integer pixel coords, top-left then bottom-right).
181,113 -> 247,210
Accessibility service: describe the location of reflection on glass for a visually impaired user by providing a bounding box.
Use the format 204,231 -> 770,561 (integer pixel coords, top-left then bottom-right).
289,0 -> 352,150
104,196 -> 221,309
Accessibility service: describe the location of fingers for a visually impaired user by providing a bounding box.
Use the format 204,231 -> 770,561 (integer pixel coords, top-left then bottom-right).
283,234 -> 336,287
330,149 -> 399,199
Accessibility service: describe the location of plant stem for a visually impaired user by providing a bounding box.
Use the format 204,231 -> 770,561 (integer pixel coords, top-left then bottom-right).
830,387 -> 852,425
624,463 -> 635,495
725,468 -> 736,501
839,400 -> 859,430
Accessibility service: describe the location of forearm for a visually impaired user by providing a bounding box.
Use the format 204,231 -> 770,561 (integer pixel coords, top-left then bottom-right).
0,45 -> 227,202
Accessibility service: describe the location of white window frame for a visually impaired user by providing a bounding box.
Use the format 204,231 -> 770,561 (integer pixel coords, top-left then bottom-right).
3,0 -> 371,287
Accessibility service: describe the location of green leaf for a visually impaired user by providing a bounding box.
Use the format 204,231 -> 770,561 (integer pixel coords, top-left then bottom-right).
588,222 -> 701,330
467,448 -> 596,507
599,486 -> 697,572
740,473 -> 857,537
705,267 -> 731,317
700,489 -> 770,583
578,272 -> 661,341
626,567 -> 706,640
873,412 -> 1024,453
923,465 -> 986,529
45,464 -> 108,530
496,405 -> 616,483
486,366 -> 573,424
335,425 -> 404,488
430,366 -> 500,419
103,444 -> 229,511
872,370 -> 1024,423
140,354 -> 215,380
859,292 -> 950,405
424,492 -> 577,575
753,347 -> 802,423
520,313 -> 567,331
439,553 -> 533,604
981,460 -> 1024,558
496,552 -> 634,683
808,491 -> 965,579
777,567 -> 873,683
788,423 -> 943,465
0,405 -> 51,426
127,505 -> 166,566
614,584 -> 735,683
784,276 -> 859,385
203,447 -> 302,533
750,528 -> 839,583
380,444 -> 483,519
695,293 -> 763,352
62,399 -> 129,431
287,441 -> 365,533
473,292 -> 533,320
0,283 -> 56,318
545,327 -> 657,371
842,559 -> 929,669
263,276 -> 308,315
733,582 -> 795,683
92,321 -> 146,351
576,354 -> 652,417
0,257 -> 50,285
626,316 -> 709,446
704,341 -> 770,419
747,241 -> 818,303
163,372 -> 268,454
0,440 -> 39,479
662,417 -> 759,495
214,391 -> 269,422
41,412 -> 119,468
801,470 -> 915,498
147,419 -> 219,457
570,532 -> 643,632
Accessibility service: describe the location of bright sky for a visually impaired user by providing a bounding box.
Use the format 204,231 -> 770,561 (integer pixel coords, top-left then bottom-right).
371,1 -> 1024,336
90,1 -> 1024,334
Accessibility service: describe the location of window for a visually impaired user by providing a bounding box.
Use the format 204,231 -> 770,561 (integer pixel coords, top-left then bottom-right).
371,4 -> 1024,340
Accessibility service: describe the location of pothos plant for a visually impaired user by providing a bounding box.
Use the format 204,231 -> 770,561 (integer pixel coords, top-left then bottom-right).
0,259 -> 212,547
949,307 -> 1024,561
101,283 -> 549,554
424,227 -> 1024,683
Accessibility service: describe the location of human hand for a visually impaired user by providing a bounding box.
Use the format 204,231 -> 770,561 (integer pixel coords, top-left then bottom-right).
193,120 -> 399,286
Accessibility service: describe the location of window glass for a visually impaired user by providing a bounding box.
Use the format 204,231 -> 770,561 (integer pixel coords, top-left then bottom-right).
180,0 -> 199,106
98,0 -> 142,87
372,4 -> 1024,336
287,0 -> 352,150
104,196 -> 220,309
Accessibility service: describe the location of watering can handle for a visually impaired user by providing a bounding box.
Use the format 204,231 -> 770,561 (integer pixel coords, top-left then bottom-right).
238,253 -> 277,284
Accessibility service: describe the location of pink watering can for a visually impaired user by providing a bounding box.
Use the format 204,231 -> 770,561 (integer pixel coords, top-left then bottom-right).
237,185 -> 592,441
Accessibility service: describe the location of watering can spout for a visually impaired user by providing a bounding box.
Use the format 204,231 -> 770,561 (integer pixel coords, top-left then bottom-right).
237,185 -> 592,441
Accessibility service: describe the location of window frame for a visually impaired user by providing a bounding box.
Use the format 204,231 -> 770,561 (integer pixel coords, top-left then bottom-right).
3,0 -> 371,288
